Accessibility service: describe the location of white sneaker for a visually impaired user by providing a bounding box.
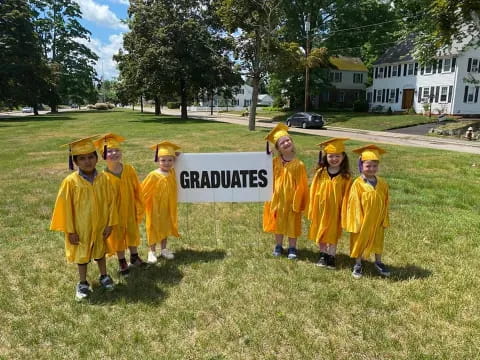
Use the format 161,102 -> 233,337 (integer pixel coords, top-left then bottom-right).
161,248 -> 175,260
147,251 -> 158,264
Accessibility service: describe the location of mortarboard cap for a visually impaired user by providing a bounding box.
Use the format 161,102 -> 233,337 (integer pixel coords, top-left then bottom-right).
61,136 -> 98,170
93,133 -> 126,159
318,138 -> 349,154
264,123 -> 290,144
352,144 -> 386,161
150,141 -> 181,161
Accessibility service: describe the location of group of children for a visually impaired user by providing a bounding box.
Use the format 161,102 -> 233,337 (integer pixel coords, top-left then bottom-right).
263,124 -> 390,279
50,125 -> 390,301
50,134 -> 181,301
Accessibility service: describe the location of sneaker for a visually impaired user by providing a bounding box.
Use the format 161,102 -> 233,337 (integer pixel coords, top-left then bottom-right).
147,251 -> 158,264
326,255 -> 336,270
316,252 -> 327,267
272,244 -> 284,257
352,264 -> 362,279
129,255 -> 147,268
287,247 -> 297,260
161,248 -> 175,260
374,262 -> 391,277
75,282 -> 90,301
99,274 -> 115,291
118,259 -> 130,277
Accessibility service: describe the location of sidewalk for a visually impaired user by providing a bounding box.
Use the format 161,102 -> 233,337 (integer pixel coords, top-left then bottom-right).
157,108 -> 480,155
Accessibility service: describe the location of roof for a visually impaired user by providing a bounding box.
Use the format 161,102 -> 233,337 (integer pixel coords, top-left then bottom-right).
373,34 -> 416,65
329,56 -> 367,72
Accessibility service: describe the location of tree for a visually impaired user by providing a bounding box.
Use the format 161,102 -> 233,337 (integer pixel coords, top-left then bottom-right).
0,0 -> 51,114
217,0 -> 284,130
31,0 -> 98,111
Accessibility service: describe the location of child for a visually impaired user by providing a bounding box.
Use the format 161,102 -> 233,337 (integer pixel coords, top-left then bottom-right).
308,138 -> 352,269
93,133 -> 146,277
263,123 -> 308,259
344,144 -> 390,279
142,141 -> 181,264
50,136 -> 118,301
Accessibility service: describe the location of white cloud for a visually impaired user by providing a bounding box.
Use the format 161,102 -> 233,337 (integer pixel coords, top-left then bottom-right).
77,33 -> 124,79
109,0 -> 129,5
77,0 -> 128,31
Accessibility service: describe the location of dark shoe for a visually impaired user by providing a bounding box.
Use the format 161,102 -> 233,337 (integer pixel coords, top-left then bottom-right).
118,259 -> 130,277
273,244 -> 284,257
129,255 -> 147,268
287,247 -> 297,260
326,255 -> 336,270
316,252 -> 327,267
99,274 -> 115,291
352,264 -> 362,279
374,262 -> 391,277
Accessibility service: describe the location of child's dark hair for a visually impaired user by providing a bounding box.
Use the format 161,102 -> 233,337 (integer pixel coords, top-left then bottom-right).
72,151 -> 98,164
316,151 -> 351,179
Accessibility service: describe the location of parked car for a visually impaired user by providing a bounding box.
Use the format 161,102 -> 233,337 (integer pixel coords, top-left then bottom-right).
285,112 -> 324,129
22,107 -> 33,113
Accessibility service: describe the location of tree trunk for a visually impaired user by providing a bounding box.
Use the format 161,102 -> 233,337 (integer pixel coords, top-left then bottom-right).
140,96 -> 144,113
249,75 -> 260,131
180,78 -> 188,120
33,103 -> 39,116
154,96 -> 161,115
210,90 -> 214,115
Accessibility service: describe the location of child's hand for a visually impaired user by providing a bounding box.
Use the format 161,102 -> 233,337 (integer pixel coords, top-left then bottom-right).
68,233 -> 79,245
103,226 -> 113,239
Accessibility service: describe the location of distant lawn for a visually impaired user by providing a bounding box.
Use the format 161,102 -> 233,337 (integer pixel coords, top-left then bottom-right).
1,109 -> 479,359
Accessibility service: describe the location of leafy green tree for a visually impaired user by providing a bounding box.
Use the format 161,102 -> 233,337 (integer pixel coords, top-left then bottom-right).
31,0 -> 98,111
0,0 -> 51,114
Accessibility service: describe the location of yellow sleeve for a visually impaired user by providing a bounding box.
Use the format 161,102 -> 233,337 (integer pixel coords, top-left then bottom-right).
107,177 -> 119,227
141,172 -> 156,212
131,167 -> 145,223
382,183 -> 390,228
307,172 -> 320,220
341,177 -> 353,229
344,181 -> 363,233
50,177 -> 76,233
292,162 -> 308,213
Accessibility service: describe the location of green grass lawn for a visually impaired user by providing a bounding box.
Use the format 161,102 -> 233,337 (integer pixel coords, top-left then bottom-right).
1,109 -> 480,359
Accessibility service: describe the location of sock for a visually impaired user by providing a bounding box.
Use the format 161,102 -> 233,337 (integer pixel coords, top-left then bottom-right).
130,253 -> 139,263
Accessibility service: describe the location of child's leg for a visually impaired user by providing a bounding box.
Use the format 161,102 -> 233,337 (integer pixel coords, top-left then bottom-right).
275,234 -> 283,246
318,242 -> 327,253
375,253 -> 382,263
327,244 -> 337,256
96,257 -> 107,276
160,238 -> 168,250
150,243 -> 156,252
160,239 -> 174,259
288,237 -> 297,248
287,237 -> 298,259
117,250 -> 130,276
78,263 -> 88,283
129,246 -> 146,266
272,234 -> 284,256
374,253 -> 390,276
95,257 -> 115,290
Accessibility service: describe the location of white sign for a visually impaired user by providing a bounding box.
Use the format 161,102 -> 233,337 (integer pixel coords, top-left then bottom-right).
175,152 -> 273,203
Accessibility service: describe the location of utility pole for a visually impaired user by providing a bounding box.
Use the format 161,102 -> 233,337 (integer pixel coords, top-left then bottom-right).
304,14 -> 311,112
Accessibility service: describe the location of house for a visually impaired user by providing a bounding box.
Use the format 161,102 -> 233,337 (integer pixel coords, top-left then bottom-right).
257,94 -> 274,107
312,56 -> 368,108
369,34 -> 480,115
194,84 -> 272,110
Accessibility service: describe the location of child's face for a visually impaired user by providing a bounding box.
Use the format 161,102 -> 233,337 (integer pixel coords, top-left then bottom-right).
158,155 -> 175,172
362,160 -> 379,177
326,153 -> 344,167
106,148 -> 122,163
276,136 -> 294,154
75,152 -> 98,174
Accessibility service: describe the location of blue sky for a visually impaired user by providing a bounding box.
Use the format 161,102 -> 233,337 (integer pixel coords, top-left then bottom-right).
76,0 -> 130,79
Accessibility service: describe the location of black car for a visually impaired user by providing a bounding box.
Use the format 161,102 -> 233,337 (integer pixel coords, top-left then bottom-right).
286,112 -> 324,129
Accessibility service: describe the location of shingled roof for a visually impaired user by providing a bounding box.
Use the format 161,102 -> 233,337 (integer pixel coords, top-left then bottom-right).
329,56 -> 368,72
373,34 -> 416,65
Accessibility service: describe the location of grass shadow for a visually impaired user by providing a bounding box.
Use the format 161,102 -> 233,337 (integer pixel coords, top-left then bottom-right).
127,113 -> 218,125
298,249 -> 352,270
359,260 -> 432,281
87,249 -> 226,305
0,115 -> 74,123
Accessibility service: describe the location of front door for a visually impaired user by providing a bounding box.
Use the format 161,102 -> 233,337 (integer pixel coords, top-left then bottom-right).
402,89 -> 414,109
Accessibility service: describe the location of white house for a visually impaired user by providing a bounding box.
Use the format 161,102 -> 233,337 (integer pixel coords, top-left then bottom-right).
194,84 -> 272,111
313,56 -> 368,108
369,34 -> 480,115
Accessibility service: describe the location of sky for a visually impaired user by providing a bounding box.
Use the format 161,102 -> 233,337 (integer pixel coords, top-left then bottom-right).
76,0 -> 130,80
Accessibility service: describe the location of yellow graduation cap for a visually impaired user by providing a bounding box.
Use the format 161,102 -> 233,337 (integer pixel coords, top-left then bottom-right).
61,136 -> 98,170
93,133 -> 126,159
150,141 -> 181,161
352,144 -> 386,161
318,138 -> 349,154
264,123 -> 290,144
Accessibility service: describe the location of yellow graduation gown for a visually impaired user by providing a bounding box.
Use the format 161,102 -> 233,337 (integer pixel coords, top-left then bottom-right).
307,169 -> 352,245
263,156 -> 308,238
104,164 -> 144,254
142,169 -> 179,246
50,172 -> 118,264
344,176 -> 389,258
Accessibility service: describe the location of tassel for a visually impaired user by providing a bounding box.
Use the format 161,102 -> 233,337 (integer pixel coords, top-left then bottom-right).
154,145 -> 159,162
103,144 -> 107,160
318,150 -> 322,166
68,146 -> 74,170
266,142 -> 271,155
358,157 -> 363,173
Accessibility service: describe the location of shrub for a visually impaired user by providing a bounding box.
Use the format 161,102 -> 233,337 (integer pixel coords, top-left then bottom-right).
166,102 -> 180,109
107,103 -> 114,109
86,104 -> 95,110
387,106 -> 393,115
263,106 -> 284,112
95,103 -> 109,110
353,100 -> 369,112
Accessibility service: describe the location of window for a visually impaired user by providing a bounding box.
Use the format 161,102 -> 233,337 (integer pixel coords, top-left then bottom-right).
353,73 -> 363,83
392,66 -> 398,77
443,58 -> 451,72
423,87 -> 430,102
337,91 -> 345,103
472,59 -> 479,72
407,63 -> 414,75
424,63 -> 433,74
389,89 -> 395,102
467,87 -> 475,103
243,99 -> 251,107
376,90 -> 382,102
378,67 -> 384,78
440,86 -> 448,102
334,72 -> 342,82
